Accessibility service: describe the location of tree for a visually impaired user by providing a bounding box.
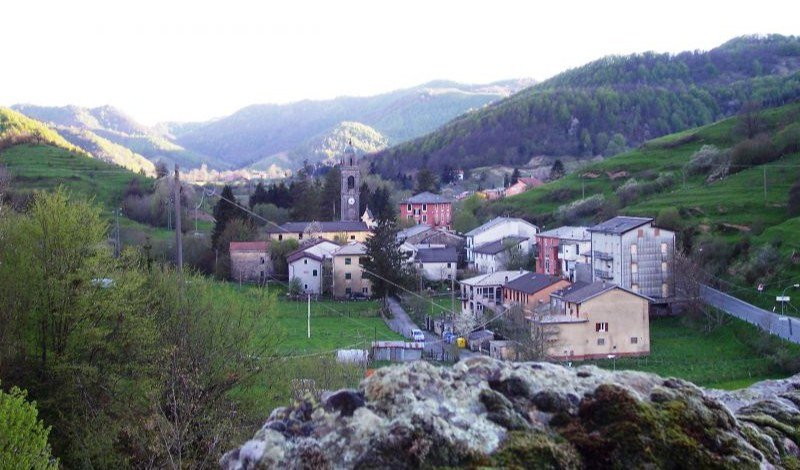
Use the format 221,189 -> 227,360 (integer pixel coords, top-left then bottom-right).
655,207 -> 682,231
322,166 -> 342,220
496,304 -> 559,361
359,181 -> 372,215
673,250 -> 725,332
736,100 -> 764,139
549,159 -> 565,180
415,167 -> 438,193
370,185 -> 395,222
155,161 -> 169,179
0,384 -> 57,469
249,182 -> 269,208
511,168 -> 521,185
211,185 -> 243,250
362,219 -> 411,307
453,210 -> 479,234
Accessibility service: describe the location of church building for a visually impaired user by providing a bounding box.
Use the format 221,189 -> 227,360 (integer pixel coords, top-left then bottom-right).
340,142 -> 360,221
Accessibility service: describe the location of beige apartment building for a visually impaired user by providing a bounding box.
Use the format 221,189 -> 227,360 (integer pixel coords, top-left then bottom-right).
331,242 -> 372,299
541,282 -> 650,360
267,221 -> 371,243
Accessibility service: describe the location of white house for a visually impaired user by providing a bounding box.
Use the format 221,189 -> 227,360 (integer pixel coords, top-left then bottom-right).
460,270 -> 528,317
465,217 -> 539,267
287,239 -> 341,294
588,216 -> 675,300
415,247 -> 458,281
472,236 -> 529,273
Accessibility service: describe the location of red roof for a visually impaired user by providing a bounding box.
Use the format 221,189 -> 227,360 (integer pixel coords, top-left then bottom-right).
229,241 -> 269,252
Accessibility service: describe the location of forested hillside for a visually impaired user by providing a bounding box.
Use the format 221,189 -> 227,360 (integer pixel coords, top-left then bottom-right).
170,80 -> 533,168
0,108 -> 85,155
370,35 -> 800,178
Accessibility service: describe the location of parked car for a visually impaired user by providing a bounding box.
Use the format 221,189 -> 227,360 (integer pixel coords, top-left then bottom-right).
349,292 -> 368,300
443,332 -> 455,344
411,329 -> 425,342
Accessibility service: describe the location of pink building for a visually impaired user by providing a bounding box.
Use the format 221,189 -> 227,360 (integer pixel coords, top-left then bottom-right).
400,192 -> 453,229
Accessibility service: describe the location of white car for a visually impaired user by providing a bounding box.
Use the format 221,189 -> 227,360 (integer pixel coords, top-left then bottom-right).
411,329 -> 425,342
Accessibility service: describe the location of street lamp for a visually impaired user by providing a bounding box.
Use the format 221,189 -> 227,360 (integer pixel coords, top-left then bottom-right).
780,284 -> 800,315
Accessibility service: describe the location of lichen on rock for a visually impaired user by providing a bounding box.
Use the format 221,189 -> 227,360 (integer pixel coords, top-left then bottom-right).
221,357 -> 800,469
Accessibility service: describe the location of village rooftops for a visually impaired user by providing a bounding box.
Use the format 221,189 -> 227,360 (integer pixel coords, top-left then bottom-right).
285,238 -> 339,264
537,226 -> 591,241
460,270 -> 528,287
229,241 -> 268,252
472,236 -> 528,255
396,224 -> 433,240
504,272 -> 564,294
552,281 -> 652,304
332,242 -> 367,256
465,216 -> 535,237
415,247 -> 458,264
266,221 -> 370,233
588,216 -> 652,235
401,192 -> 453,204
518,177 -> 544,187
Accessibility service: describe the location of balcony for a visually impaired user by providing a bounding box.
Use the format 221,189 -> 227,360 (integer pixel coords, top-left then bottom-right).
593,250 -> 613,261
594,269 -> 613,280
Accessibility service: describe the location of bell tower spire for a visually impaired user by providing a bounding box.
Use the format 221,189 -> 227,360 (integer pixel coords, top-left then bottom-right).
340,141 -> 360,221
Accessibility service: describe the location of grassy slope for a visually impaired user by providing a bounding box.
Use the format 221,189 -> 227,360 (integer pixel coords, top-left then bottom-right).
585,316 -> 800,389
55,126 -> 157,175
0,144 -> 148,207
492,102 -> 800,310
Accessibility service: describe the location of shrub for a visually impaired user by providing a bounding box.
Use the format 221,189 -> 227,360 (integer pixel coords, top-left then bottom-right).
0,384 -> 57,469
730,135 -> 779,171
775,122 -> 800,154
693,238 -> 732,276
740,244 -> 781,284
686,145 -> 729,176
789,178 -> 800,217
555,194 -> 605,224
655,207 -> 682,231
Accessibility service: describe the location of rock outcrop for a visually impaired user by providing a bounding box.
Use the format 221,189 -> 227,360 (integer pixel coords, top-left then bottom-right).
222,357 -> 800,469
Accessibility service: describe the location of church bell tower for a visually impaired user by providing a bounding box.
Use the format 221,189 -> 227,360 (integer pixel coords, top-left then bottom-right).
340,141 -> 360,221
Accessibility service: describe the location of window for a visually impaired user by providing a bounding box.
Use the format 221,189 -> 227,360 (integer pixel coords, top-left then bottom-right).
447,262 -> 451,268
545,259 -> 550,273
299,233 -> 303,239
345,258 -> 352,265
345,272 -> 352,280
407,204 -> 412,212
312,269 -> 318,277
422,203 -> 427,212
597,338 -> 605,346
595,322 -> 609,332
422,214 -> 427,222
661,261 -> 667,272
661,242 -> 668,254
260,256 -> 265,264
278,234 -> 283,241
631,262 -> 637,273
346,287 -> 352,295
362,287 -> 368,294
304,284 -> 308,290
632,284 -> 639,293
654,228 -> 660,236
637,229 -> 644,237
630,337 -> 638,344
350,235 -> 355,240
630,244 -> 637,255
304,259 -> 308,265
347,175 -> 355,189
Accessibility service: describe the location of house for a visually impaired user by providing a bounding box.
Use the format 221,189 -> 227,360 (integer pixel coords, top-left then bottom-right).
229,241 -> 271,283
519,177 -> 544,188
472,236 -> 530,273
267,221 -> 371,243
489,340 -> 517,360
481,188 -> 505,200
397,224 -> 436,244
371,341 -> 423,362
460,270 -> 528,317
399,192 -> 453,229
287,239 -> 340,295
541,281 -> 651,360
588,216 -> 675,300
361,207 -> 377,229
465,217 -> 539,267
415,247 -> 458,281
331,242 -> 372,299
398,225 -> 465,266
535,226 -> 592,282
467,329 -> 495,352
503,272 -> 571,313
503,180 -> 529,198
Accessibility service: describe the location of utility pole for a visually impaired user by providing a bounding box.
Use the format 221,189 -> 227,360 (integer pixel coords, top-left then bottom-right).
174,166 -> 183,273
451,275 -> 455,320
763,166 -> 767,203
307,293 -> 311,339
114,208 -> 122,258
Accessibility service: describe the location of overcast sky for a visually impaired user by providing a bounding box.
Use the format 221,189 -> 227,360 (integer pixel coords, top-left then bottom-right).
2,0 -> 797,124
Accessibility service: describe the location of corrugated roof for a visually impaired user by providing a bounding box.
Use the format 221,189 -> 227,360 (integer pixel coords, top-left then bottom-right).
229,241 -> 268,252
401,192 -> 453,204
396,224 -> 434,240
267,221 -> 370,233
416,247 -> 458,263
537,226 -> 591,241
588,216 -> 652,234
333,242 -> 367,256
460,270 -> 528,287
465,216 -> 538,237
473,236 -> 528,255
505,273 -> 564,294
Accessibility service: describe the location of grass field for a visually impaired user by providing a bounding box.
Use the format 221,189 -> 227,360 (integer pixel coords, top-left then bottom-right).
1,143 -> 150,207
584,315 -> 800,389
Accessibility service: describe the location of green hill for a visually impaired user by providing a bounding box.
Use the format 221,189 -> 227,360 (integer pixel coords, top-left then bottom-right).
0,143 -> 149,207
0,108 -> 85,155
53,126 -> 156,175
370,35 -> 800,178
485,101 -> 800,311
12,104 -> 226,170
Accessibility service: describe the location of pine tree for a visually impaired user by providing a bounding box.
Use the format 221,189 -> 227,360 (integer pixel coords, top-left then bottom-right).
415,168 -> 438,193
211,185 -> 241,250
362,219 -> 410,307
322,167 -> 342,220
550,160 -> 565,180
249,182 -> 269,208
371,186 -> 395,222
359,182 -> 371,215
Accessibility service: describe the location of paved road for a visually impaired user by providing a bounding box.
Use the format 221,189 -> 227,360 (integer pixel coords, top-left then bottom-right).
385,297 -> 447,358
700,285 -> 800,344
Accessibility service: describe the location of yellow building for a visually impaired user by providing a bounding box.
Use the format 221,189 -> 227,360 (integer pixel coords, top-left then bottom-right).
331,242 -> 372,299
267,221 -> 371,243
541,282 -> 650,360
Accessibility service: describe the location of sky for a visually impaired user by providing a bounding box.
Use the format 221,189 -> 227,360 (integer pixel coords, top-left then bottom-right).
2,0 -> 798,125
